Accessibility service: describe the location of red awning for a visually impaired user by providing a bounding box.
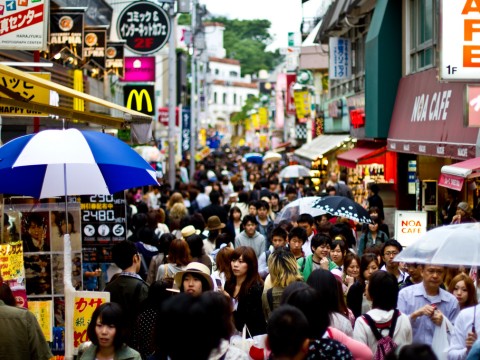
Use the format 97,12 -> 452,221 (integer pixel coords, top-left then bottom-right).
439,157 -> 480,190
337,146 -> 386,168
387,69 -> 480,160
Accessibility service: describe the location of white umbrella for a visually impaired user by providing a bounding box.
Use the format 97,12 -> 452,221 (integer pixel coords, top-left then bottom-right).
394,223 -> 480,266
134,145 -> 164,162
263,151 -> 282,162
279,164 -> 311,179
274,196 -> 326,224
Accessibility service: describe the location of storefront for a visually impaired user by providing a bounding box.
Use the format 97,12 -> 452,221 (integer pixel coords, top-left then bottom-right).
387,68 -> 480,225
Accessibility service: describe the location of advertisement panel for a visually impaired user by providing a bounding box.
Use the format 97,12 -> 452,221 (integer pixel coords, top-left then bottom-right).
124,85 -> 155,116
440,1 -> 480,80
0,0 -> 48,50
121,56 -> 155,82
82,27 -> 106,69
394,211 -> 427,247
50,11 -> 84,63
181,107 -> 191,152
116,1 -> 170,54
329,37 -> 351,80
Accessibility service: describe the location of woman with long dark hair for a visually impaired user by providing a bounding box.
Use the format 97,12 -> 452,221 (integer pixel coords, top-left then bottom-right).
223,246 -> 266,336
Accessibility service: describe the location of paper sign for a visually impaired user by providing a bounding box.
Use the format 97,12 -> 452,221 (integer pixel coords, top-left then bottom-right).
73,292 -> 109,349
394,211 -> 427,247
29,300 -> 53,342
0,241 -> 24,280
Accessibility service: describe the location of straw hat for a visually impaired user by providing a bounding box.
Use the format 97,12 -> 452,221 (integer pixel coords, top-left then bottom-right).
174,262 -> 213,290
181,225 -> 200,238
205,216 -> 226,231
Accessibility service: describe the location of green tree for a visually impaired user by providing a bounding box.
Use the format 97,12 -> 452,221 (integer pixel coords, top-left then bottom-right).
231,95 -> 260,125
210,17 -> 283,76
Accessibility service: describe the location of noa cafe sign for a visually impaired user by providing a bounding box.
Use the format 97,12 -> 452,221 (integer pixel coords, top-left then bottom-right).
441,0 -> 480,80
394,211 -> 427,247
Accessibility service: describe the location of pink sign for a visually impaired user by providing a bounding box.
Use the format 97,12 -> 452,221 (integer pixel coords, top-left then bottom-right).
121,57 -> 155,82
438,173 -> 465,191
468,85 -> 480,127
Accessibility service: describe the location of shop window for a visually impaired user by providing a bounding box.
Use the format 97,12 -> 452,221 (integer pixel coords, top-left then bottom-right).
233,93 -> 237,105
213,92 -> 217,104
223,93 -> 227,104
408,0 -> 436,73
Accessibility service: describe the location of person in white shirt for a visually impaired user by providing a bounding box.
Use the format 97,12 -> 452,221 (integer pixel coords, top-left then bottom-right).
353,271 -> 412,354
297,213 -> 316,257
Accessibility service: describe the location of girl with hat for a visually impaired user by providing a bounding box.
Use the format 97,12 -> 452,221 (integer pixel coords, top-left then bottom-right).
174,262 -> 214,297
451,202 -> 477,224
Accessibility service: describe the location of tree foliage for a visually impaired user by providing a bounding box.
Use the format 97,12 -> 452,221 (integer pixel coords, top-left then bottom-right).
231,95 -> 260,125
209,17 -> 283,76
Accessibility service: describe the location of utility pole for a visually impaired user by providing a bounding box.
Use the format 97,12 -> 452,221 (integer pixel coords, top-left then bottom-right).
189,0 -> 197,182
168,3 -> 177,188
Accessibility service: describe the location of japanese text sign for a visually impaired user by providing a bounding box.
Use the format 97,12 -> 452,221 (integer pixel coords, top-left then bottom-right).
0,72 -> 50,116
28,300 -> 53,342
329,37 -> 352,80
0,241 -> 24,280
0,0 -> 48,50
73,292 -> 109,349
440,0 -> 480,80
50,11 -> 84,63
117,1 -> 170,54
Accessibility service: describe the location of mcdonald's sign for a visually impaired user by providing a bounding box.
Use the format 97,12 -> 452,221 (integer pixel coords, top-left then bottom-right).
124,85 -> 155,116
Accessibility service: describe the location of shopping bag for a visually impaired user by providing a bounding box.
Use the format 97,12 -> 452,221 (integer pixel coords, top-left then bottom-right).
230,325 -> 254,354
432,317 -> 453,360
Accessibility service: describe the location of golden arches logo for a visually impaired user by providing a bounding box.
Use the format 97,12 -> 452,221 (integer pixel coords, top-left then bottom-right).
126,89 -> 153,113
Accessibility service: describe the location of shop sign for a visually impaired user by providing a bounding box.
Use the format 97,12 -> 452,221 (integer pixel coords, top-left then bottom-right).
0,72 -> 50,116
293,90 -> 311,119
329,37 -> 351,80
0,0 -> 48,51
117,1 -> 170,54
394,211 -> 427,247
181,107 -> 191,152
121,56 -> 155,82
0,241 -> 24,280
105,42 -> 125,78
50,11 -> 84,63
158,106 -> 179,126
124,85 -> 155,116
285,73 -> 296,116
82,27 -> 106,69
28,300 -> 53,342
467,85 -> 480,126
440,0 -> 480,80
407,160 -> 417,195
73,292 -> 109,350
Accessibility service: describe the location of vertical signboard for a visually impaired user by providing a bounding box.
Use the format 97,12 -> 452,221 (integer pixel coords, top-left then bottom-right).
440,1 -> 480,81
124,85 -> 155,116
0,0 -> 48,50
105,42 -> 125,78
82,27 -> 106,69
50,10 -> 84,62
181,107 -> 191,152
80,193 -> 126,264
329,37 -> 352,80
121,56 -> 156,82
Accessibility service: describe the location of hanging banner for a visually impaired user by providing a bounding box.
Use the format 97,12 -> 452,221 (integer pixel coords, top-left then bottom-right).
28,300 -> 53,342
329,37 -> 352,80
0,241 -> 24,280
116,1 -> 171,54
50,10 -> 84,63
82,27 -> 107,69
0,0 -> 48,51
258,107 -> 268,128
293,90 -> 311,119
105,41 -> 125,78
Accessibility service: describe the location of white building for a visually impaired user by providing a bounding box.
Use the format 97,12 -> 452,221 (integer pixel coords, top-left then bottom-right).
203,23 -> 259,139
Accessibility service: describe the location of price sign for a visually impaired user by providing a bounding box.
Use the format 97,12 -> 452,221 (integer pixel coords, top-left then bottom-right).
80,193 -> 126,263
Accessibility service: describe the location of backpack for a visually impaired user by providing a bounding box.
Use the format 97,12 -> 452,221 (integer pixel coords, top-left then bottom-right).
362,309 -> 400,360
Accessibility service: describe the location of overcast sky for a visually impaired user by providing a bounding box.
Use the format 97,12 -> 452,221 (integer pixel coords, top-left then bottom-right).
199,0 -> 325,51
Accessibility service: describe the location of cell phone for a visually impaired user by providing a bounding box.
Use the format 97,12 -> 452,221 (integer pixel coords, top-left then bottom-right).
215,278 -> 222,288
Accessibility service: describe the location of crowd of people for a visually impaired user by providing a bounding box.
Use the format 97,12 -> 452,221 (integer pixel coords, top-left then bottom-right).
2,151 -> 480,360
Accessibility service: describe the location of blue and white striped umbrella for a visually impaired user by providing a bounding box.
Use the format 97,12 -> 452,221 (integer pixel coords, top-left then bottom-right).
0,128 -> 159,199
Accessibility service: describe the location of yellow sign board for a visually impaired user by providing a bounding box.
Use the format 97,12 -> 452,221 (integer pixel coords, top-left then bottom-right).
0,241 -> 24,281
73,294 -> 108,349
29,300 -> 53,342
0,72 -> 51,116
